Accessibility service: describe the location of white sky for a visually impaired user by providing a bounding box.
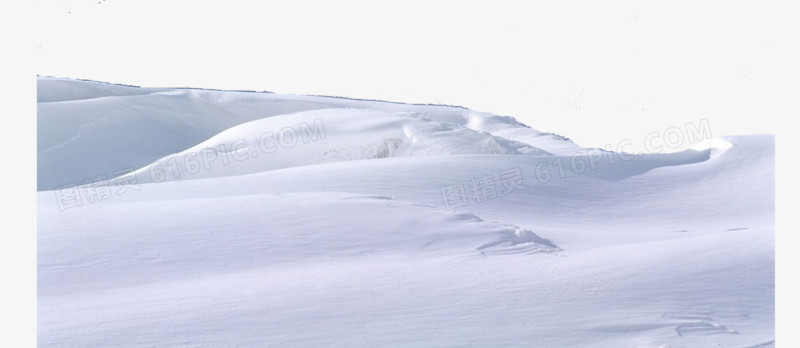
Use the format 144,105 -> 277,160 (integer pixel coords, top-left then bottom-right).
33,0 -> 797,153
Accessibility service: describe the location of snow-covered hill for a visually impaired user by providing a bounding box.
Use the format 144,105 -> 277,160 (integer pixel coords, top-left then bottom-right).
37,77 -> 774,347
37,77 -> 580,191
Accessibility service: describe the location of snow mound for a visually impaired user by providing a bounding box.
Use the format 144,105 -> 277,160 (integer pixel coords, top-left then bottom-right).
690,137 -> 734,158
38,77 -> 581,190
128,108 -> 551,184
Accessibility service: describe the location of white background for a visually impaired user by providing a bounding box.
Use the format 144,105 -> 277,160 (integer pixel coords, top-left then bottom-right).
4,0 -> 798,346
32,0 -> 798,152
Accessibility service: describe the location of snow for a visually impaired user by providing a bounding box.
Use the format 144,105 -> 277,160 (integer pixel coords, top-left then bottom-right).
37,77 -> 579,191
38,77 -> 774,347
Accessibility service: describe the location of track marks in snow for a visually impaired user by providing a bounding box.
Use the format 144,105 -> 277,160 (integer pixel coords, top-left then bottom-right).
413,205 -> 559,256
447,212 -> 484,223
671,227 -> 750,233
739,339 -> 775,348
342,195 -> 395,201
660,312 -> 740,337
674,321 -> 739,337
476,227 -> 560,256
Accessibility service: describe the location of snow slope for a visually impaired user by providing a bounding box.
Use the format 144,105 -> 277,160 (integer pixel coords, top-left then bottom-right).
37,78 -> 774,347
127,108 -> 556,184
37,77 -> 580,190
